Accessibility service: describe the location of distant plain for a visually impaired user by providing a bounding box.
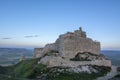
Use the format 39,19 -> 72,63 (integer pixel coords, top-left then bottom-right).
0,48 -> 119,66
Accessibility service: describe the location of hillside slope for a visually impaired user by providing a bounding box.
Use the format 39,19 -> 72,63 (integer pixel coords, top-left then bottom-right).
0,58 -> 111,80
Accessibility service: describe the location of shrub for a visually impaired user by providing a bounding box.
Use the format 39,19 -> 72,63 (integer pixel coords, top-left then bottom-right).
117,67 -> 120,72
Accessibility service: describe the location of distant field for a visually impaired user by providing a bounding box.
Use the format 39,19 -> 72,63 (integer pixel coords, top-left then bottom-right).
102,50 -> 120,66
0,48 -> 120,67
0,48 -> 33,66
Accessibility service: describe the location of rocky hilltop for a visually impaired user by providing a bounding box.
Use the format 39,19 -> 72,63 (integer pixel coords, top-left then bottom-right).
34,27 -> 111,68
0,28 -> 113,80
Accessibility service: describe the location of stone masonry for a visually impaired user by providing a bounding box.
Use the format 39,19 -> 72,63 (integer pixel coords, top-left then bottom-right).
34,27 -> 100,59
34,27 -> 111,67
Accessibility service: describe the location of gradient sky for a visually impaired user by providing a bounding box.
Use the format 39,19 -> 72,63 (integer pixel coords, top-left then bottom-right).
0,0 -> 120,50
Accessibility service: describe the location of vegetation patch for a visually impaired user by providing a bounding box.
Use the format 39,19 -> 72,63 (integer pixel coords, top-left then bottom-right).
38,65 -> 110,80
0,58 -> 111,80
117,67 -> 120,72
113,67 -> 120,78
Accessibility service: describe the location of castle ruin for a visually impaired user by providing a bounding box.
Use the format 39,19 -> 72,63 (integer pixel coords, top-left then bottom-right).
34,27 -> 111,67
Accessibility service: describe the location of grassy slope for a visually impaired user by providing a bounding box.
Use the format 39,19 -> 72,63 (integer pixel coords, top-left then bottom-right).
14,58 -> 46,78
0,48 -> 33,66
0,58 -> 111,80
0,65 -> 14,80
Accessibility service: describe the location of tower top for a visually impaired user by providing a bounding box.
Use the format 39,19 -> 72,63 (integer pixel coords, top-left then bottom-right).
79,27 -> 82,31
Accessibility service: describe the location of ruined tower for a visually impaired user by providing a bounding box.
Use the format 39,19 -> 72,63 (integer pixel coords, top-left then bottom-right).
34,27 -> 100,59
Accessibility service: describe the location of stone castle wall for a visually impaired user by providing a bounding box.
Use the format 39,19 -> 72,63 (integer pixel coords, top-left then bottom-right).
35,27 -> 111,67
33,48 -> 43,58
34,44 -> 56,58
55,33 -> 100,58
39,56 -> 111,67
48,57 -> 111,67
34,28 -> 100,59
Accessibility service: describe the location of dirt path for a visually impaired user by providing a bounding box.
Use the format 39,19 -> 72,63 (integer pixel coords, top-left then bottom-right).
96,66 -> 118,80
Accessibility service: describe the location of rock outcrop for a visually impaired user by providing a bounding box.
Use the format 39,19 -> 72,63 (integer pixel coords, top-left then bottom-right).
34,27 -> 111,68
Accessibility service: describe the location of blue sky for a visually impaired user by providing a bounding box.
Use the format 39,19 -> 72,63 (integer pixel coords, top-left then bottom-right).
0,0 -> 120,50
